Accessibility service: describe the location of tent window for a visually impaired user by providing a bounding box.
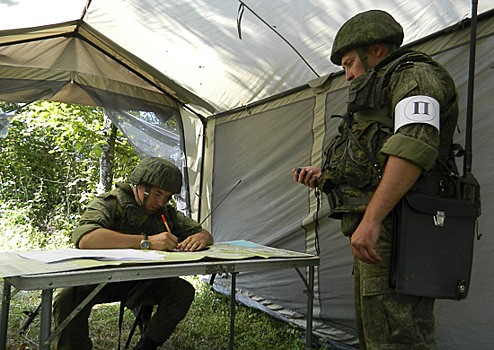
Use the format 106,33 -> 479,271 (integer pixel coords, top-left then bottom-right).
104,107 -> 192,216
78,85 -> 191,215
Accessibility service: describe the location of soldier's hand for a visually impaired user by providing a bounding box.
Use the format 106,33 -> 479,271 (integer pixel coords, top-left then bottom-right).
176,231 -> 209,252
293,166 -> 321,188
149,231 -> 179,251
350,220 -> 383,264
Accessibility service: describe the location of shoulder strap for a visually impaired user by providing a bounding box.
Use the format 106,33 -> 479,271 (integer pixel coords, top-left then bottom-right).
375,51 -> 432,109
110,189 -> 124,217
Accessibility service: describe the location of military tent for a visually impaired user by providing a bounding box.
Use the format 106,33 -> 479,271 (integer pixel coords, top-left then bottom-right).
1,1 -> 493,349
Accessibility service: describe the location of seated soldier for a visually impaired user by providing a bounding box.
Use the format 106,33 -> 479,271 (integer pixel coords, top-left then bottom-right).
53,157 -> 213,350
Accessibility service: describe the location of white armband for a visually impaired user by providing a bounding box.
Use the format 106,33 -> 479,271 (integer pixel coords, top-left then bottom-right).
394,95 -> 440,133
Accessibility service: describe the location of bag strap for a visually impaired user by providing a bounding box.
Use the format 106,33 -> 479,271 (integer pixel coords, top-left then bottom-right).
110,189 -> 124,216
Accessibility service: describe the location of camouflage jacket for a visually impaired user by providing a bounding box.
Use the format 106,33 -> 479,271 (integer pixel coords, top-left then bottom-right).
72,182 -> 204,247
318,49 -> 459,219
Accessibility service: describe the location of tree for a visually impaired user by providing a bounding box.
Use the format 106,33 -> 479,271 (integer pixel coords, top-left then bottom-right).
98,114 -> 119,193
0,101 -> 139,249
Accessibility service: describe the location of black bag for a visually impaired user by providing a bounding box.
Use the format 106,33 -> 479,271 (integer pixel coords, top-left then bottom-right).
390,192 -> 477,300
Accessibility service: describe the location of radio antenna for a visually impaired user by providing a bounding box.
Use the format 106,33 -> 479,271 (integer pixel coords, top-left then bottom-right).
463,0 -> 478,175
200,179 -> 242,225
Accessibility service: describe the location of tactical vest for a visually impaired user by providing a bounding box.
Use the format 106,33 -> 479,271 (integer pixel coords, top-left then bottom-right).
319,51 -> 453,219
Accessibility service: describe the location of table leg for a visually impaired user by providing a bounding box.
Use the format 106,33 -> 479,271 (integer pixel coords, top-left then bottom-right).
229,272 -> 237,350
39,289 -> 53,350
306,266 -> 314,350
0,281 -> 12,350
44,282 -> 107,347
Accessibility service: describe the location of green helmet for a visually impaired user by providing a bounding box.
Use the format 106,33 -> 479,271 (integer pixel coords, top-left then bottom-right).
330,10 -> 404,65
129,157 -> 182,194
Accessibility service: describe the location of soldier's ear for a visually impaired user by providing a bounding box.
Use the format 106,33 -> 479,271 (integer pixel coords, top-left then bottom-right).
371,44 -> 388,59
366,44 -> 389,68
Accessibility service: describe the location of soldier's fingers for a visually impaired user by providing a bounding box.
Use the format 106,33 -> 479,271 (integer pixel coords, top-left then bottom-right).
353,246 -> 380,265
303,170 -> 314,186
368,249 -> 383,264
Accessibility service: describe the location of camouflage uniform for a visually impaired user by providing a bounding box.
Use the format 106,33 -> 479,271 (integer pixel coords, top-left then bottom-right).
319,10 -> 459,350
54,160 -> 205,350
71,182 -> 203,247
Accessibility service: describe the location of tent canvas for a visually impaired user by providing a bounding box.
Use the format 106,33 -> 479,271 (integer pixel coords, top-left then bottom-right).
1,1 -> 494,349
205,11 -> 494,349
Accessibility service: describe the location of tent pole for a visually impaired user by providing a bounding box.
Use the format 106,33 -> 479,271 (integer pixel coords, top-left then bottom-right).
78,0 -> 93,25
198,117 -> 207,223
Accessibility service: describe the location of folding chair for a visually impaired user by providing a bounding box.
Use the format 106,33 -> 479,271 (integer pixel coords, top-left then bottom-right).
122,303 -> 153,350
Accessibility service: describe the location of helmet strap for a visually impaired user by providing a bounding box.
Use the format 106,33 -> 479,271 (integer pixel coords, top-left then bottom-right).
356,47 -> 371,72
134,184 -> 151,210
142,185 -> 151,210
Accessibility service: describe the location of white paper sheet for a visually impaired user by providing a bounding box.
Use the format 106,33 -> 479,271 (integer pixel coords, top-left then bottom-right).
17,249 -> 166,263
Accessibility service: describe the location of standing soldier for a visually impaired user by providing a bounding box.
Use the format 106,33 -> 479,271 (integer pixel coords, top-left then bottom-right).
294,10 -> 458,350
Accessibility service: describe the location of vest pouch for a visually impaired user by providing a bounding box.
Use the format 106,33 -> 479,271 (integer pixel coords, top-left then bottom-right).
323,120 -> 388,191
390,192 -> 477,300
112,204 -> 149,234
347,71 -> 378,112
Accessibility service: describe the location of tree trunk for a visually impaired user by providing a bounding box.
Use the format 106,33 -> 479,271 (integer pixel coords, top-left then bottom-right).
98,114 -> 117,193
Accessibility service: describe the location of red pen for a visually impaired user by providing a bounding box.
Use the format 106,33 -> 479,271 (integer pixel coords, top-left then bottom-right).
161,214 -> 172,233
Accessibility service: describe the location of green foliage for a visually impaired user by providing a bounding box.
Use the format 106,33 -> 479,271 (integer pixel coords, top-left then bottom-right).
0,201 -> 72,251
0,101 -> 139,250
161,277 -> 309,350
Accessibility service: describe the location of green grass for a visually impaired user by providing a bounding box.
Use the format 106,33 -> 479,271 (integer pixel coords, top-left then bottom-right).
2,276 -> 332,350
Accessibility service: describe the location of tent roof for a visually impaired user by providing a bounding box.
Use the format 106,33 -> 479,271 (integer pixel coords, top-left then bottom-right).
2,0 -> 494,116
0,20 -> 215,113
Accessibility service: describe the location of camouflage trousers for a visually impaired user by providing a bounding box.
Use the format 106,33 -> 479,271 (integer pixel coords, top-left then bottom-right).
350,215 -> 437,350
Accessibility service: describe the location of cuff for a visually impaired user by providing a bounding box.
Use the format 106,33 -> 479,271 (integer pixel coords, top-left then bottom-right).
72,224 -> 102,248
381,134 -> 438,171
